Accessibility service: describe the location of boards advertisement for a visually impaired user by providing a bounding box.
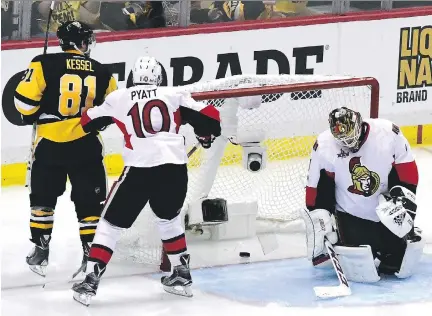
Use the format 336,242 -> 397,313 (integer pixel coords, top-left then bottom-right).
1,10 -> 431,171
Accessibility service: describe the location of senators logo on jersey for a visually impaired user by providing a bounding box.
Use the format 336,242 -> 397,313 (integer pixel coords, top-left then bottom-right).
347,157 -> 380,197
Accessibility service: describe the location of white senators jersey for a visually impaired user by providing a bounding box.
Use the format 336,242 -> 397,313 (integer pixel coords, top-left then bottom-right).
306,118 -> 418,222
81,85 -> 220,168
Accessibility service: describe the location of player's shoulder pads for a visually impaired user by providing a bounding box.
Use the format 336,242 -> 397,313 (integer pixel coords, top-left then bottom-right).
30,54 -> 46,63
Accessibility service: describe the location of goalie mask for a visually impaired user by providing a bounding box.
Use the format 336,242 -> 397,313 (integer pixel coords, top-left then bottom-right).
329,107 -> 363,150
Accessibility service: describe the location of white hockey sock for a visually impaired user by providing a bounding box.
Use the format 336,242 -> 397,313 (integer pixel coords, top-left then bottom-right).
86,218 -> 124,275
156,214 -> 187,267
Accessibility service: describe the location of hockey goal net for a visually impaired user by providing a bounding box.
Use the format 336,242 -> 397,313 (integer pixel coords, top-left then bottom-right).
114,74 -> 379,269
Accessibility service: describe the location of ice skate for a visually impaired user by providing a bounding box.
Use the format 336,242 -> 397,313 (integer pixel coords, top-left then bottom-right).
72,272 -> 100,306
72,242 -> 90,279
26,236 -> 51,277
161,254 -> 193,297
72,262 -> 105,306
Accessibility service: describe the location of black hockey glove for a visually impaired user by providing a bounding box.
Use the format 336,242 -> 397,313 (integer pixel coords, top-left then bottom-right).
196,135 -> 216,149
82,116 -> 114,134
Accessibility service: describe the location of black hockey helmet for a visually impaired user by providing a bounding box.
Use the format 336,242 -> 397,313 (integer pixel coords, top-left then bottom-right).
328,107 -> 363,149
57,21 -> 95,56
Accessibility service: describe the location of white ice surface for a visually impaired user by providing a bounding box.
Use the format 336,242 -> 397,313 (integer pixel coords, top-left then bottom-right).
2,147 -> 432,316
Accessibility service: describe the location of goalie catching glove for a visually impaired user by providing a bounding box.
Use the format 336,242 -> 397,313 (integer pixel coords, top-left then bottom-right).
376,186 -> 416,238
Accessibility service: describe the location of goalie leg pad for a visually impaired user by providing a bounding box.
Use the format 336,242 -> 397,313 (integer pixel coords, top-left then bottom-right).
395,230 -> 425,279
334,245 -> 380,283
300,208 -> 338,267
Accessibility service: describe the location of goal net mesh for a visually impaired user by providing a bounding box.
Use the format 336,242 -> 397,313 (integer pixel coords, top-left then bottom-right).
113,74 -> 378,267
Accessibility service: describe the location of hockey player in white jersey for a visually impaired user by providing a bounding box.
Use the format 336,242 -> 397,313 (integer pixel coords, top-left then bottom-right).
303,107 -> 424,283
72,56 -> 221,306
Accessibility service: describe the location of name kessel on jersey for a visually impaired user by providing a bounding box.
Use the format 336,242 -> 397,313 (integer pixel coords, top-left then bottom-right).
66,59 -> 94,72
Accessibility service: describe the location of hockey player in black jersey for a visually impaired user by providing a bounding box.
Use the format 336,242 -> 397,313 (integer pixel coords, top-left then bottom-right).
14,20 -> 117,278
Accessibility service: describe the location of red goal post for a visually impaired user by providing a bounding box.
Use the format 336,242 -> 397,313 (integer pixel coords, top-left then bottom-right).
191,77 -> 380,118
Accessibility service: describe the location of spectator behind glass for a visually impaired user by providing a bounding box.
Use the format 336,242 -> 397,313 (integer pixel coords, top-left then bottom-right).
31,1 -> 101,37
2,0 -> 16,40
190,0 -> 316,24
99,1 -> 166,31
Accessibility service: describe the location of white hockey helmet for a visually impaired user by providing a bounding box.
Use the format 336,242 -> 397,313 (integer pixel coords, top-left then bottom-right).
132,56 -> 162,86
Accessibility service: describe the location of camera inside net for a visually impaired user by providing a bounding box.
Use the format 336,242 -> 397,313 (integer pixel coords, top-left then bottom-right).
242,143 -> 266,172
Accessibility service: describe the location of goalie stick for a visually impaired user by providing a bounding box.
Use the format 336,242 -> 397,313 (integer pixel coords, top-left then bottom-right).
25,1 -> 55,189
313,237 -> 351,298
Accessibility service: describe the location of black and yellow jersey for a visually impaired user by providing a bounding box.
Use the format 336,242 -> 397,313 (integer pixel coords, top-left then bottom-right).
32,1 -> 101,34
212,1 -> 308,21
14,50 -> 117,143
266,0 -> 308,17
99,1 -> 165,31
34,1 -> 83,33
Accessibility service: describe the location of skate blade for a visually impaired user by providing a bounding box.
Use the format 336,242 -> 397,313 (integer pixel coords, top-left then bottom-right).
29,264 -> 47,277
73,291 -> 93,306
163,284 -> 193,297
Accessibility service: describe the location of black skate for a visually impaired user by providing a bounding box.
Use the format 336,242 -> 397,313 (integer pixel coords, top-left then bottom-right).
72,273 -> 100,306
72,242 -> 90,279
26,236 -> 51,277
72,263 -> 105,306
161,254 -> 193,297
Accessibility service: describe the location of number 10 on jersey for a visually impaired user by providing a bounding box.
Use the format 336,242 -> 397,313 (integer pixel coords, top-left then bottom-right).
127,100 -> 172,138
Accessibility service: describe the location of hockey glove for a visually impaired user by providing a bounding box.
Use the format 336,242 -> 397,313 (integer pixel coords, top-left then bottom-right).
376,186 -> 416,238
196,135 -> 216,149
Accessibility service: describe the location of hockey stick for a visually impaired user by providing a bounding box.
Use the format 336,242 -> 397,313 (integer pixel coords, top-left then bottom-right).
187,142 -> 201,158
313,237 -> 351,298
25,1 -> 55,188
43,2 -> 55,54
25,127 -> 37,189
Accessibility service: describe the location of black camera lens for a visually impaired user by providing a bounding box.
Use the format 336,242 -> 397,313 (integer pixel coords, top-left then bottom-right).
249,160 -> 261,172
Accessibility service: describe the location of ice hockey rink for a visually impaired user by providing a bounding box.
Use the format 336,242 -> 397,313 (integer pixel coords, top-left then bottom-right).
2,147 -> 432,316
